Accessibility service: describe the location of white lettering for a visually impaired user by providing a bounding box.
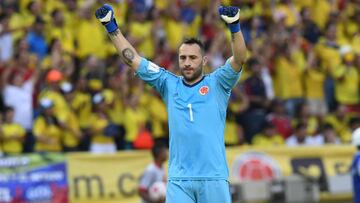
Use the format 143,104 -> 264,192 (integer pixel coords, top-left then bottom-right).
30,171 -> 64,182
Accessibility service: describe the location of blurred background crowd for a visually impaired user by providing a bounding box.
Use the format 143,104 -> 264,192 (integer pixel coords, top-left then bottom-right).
0,0 -> 359,155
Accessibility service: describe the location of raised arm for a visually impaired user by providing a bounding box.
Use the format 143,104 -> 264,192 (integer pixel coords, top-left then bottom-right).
218,6 -> 247,72
95,4 -> 142,70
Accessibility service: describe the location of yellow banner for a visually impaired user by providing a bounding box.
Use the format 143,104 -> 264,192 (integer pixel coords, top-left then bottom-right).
226,145 -> 355,178
226,145 -> 355,193
67,146 -> 356,203
67,151 -> 152,203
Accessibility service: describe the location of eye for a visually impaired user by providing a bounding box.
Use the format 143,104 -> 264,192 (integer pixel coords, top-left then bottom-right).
180,56 -> 186,60
190,55 -> 197,60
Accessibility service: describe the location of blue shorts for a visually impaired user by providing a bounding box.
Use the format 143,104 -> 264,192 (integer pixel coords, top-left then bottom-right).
166,180 -> 231,203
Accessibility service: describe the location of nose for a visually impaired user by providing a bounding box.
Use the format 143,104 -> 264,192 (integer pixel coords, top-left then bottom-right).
184,64 -> 191,68
184,58 -> 191,67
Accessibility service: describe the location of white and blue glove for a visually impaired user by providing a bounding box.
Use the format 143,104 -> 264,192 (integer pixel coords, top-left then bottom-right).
95,4 -> 118,33
218,6 -> 241,33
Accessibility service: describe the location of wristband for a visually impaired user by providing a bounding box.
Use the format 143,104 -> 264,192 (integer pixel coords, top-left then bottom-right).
228,22 -> 241,33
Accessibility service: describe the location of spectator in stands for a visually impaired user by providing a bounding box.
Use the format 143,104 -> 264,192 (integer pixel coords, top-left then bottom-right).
1,62 -> 38,153
252,122 -> 284,147
139,143 -> 168,203
39,69 -> 70,118
303,51 -> 327,117
315,23 -> 341,112
312,124 -> 340,145
300,7 -> 321,44
127,4 -> 156,59
103,73 -> 127,150
225,87 -> 248,146
325,104 -> 352,143
26,17 -> 48,61
0,106 -> 26,154
59,82 -> 82,152
1,66 -> 37,134
46,8 -> 75,56
292,102 -> 319,136
273,42 -> 305,117
41,38 -> 75,81
69,77 -> 92,151
286,123 -> 318,146
145,89 -> 169,147
266,99 -> 293,139
88,93 -> 117,154
71,77 -> 92,132
75,5 -> 111,59
333,47 -> 359,110
124,91 -> 149,150
242,57 -> 269,142
33,98 -> 63,152
271,0 -> 300,28
0,13 -> 13,63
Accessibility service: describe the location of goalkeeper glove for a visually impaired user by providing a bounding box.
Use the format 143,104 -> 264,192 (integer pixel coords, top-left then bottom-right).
95,4 -> 118,33
218,6 -> 241,33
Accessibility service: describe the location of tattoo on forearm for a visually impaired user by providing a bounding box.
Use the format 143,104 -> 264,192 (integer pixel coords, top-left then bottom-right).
122,48 -> 134,65
109,29 -> 120,36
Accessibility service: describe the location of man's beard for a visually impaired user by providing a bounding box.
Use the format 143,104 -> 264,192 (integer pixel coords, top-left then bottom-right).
181,63 -> 203,84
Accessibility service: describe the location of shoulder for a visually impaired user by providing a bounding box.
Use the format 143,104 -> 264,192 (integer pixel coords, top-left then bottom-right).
3,85 -> 17,92
145,163 -> 157,172
285,135 -> 296,142
137,58 -> 180,79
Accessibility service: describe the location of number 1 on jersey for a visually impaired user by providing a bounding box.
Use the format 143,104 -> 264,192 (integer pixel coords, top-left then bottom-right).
187,103 -> 194,122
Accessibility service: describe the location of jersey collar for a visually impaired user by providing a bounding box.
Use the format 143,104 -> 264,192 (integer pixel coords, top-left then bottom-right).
182,76 -> 205,87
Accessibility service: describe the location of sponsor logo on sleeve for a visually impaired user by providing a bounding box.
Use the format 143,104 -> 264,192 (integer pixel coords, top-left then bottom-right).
148,62 -> 160,73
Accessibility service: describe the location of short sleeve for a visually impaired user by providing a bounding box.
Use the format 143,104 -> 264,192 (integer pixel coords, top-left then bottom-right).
212,59 -> 242,94
139,169 -> 154,190
136,58 -> 175,97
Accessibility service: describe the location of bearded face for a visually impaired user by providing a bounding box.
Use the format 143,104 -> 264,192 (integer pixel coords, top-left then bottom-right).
178,43 -> 207,84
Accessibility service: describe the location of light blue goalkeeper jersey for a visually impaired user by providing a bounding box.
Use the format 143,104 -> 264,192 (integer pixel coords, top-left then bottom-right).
136,58 -> 241,180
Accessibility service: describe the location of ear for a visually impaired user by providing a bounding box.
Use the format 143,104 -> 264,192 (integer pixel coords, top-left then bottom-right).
202,55 -> 208,66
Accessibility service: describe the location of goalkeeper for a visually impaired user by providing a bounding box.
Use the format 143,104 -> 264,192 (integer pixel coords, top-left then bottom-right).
96,4 -> 247,203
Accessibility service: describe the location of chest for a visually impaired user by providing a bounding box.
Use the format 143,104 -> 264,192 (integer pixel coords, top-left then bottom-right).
170,81 -> 214,110
2,124 -> 22,137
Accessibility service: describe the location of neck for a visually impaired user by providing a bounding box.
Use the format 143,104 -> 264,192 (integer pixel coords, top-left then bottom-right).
155,161 -> 162,168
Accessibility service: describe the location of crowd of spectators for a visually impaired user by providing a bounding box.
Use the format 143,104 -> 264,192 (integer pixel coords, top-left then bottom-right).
0,0 -> 359,155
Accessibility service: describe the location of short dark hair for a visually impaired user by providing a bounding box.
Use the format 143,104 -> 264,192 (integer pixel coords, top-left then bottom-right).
4,106 -> 14,113
182,38 -> 205,54
262,121 -> 275,130
321,123 -> 334,131
295,122 -> 307,131
151,143 -> 167,159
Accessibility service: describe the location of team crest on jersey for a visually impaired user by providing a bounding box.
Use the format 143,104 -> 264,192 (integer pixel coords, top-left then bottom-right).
199,86 -> 209,95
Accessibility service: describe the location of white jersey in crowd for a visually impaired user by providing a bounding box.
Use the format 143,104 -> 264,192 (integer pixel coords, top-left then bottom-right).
285,135 -> 321,146
139,163 -> 166,203
3,80 -> 34,130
